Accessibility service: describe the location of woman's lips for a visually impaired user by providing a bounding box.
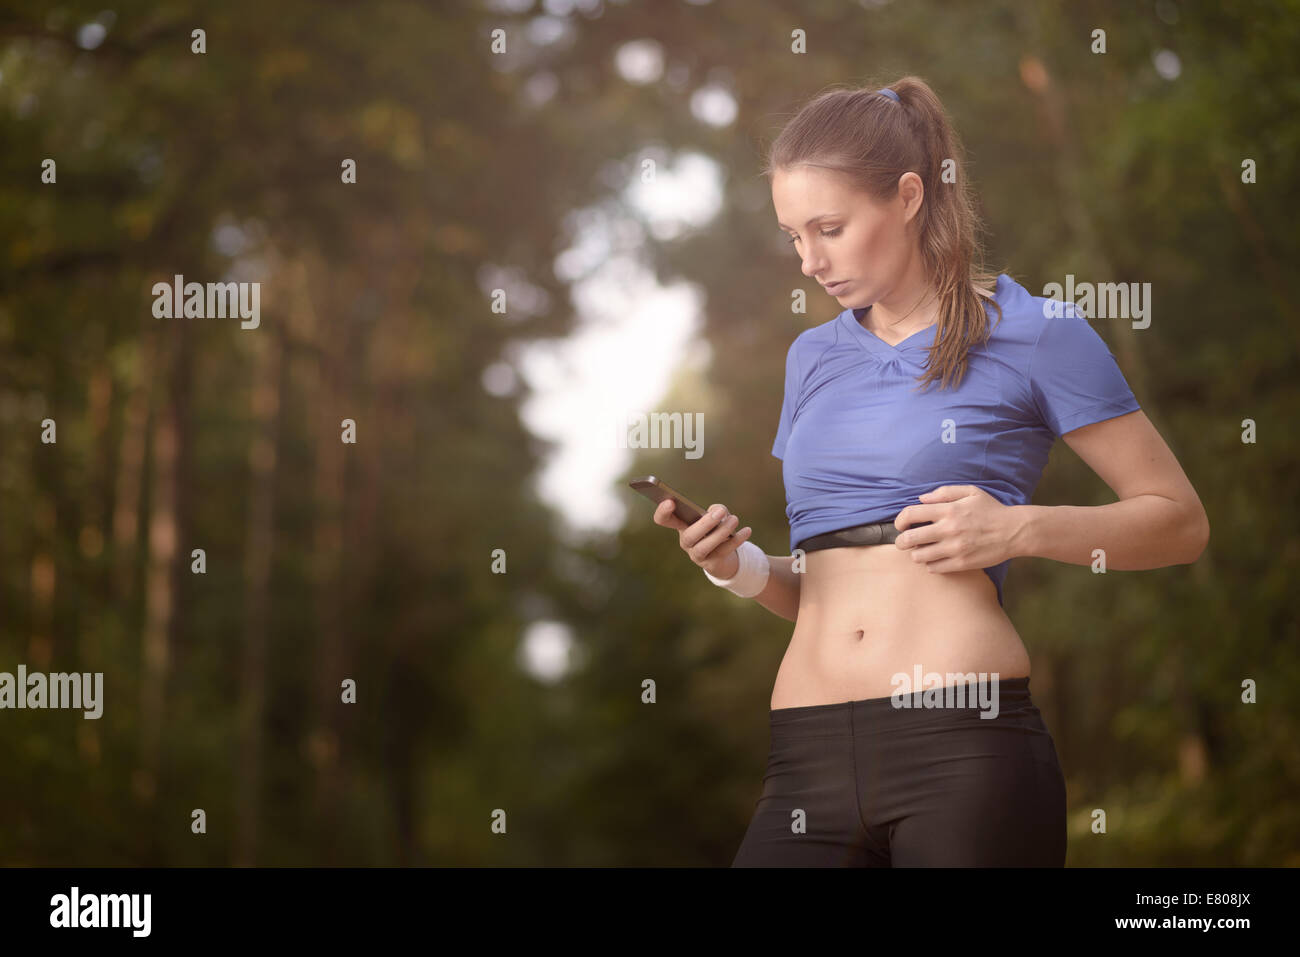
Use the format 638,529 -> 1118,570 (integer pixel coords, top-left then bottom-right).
825,281 -> 850,294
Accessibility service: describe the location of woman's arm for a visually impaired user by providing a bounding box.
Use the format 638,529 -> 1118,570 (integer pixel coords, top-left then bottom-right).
652,500 -> 802,619
1010,496 -> 1207,568
1012,410 -> 1210,568
752,554 -> 801,622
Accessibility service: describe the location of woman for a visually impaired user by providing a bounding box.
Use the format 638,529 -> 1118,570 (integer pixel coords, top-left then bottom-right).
653,77 -> 1209,867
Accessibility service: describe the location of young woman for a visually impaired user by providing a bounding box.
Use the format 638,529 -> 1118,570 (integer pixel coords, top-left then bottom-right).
653,77 -> 1209,867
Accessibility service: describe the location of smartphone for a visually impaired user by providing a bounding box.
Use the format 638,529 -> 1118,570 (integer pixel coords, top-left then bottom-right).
628,475 -> 735,538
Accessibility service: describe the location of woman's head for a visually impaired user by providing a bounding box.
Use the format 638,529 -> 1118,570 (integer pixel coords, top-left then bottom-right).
770,163 -> 925,309
762,76 -> 1004,391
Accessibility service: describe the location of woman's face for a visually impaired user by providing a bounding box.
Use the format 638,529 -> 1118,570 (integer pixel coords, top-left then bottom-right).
771,165 -> 920,306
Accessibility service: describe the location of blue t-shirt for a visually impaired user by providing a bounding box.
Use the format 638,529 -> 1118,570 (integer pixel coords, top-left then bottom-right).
772,273 -> 1141,607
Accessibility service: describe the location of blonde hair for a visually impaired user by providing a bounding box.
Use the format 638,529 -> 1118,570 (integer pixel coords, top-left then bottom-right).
761,76 -> 1006,392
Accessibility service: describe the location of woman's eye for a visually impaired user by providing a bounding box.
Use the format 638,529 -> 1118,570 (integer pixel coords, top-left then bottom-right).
787,227 -> 842,244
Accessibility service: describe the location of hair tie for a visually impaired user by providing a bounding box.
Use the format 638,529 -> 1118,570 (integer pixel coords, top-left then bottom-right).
877,87 -> 900,103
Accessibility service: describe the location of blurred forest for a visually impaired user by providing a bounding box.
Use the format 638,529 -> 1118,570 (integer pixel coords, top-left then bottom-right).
1,0 -> 1297,866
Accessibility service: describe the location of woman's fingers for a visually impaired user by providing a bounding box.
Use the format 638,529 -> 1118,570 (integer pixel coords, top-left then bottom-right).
682,504 -> 728,550
698,520 -> 751,561
689,511 -> 748,563
654,500 -> 752,569
653,498 -> 687,531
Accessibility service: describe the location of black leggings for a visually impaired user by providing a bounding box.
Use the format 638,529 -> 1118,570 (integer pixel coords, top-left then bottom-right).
731,676 -> 1066,867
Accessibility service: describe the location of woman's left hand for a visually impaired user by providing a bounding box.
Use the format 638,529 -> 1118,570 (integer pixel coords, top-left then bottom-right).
893,485 -> 1020,573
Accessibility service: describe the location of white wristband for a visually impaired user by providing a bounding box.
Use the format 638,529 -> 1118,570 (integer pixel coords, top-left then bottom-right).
703,540 -> 770,598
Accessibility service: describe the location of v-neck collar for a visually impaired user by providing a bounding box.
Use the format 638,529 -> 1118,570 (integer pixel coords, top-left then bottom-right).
840,304 -> 938,357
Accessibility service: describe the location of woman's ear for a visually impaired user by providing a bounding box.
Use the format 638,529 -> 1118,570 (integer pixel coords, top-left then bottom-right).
899,171 -> 925,224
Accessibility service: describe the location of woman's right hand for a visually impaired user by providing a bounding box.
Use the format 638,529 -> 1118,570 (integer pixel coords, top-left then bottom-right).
653,499 -> 753,579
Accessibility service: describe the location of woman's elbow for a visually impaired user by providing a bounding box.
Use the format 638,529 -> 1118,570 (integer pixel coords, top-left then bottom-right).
1183,508 -> 1210,563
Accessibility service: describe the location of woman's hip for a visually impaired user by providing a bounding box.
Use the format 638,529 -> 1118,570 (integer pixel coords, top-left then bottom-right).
763,676 -> 1063,791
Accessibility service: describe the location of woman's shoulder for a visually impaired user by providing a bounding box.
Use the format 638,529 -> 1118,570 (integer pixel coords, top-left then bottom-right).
783,310 -> 845,363
982,272 -> 1078,350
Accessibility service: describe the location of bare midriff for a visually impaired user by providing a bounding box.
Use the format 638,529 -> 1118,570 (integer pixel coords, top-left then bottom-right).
769,543 -> 1031,709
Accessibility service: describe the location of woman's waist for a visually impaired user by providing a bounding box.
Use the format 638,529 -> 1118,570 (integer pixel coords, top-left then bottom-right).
773,622 -> 1031,710
787,612 -> 1026,666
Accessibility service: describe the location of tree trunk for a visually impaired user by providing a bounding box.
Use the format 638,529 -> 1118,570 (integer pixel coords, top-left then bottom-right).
306,264 -> 349,863
136,331 -> 180,811
113,333 -> 157,605
234,315 -> 286,866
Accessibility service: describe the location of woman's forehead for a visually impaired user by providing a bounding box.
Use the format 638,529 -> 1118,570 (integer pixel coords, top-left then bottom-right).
772,169 -> 873,223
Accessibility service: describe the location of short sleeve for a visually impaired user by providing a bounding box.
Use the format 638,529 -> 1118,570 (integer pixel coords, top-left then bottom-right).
1028,310 -> 1141,437
772,338 -> 802,460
